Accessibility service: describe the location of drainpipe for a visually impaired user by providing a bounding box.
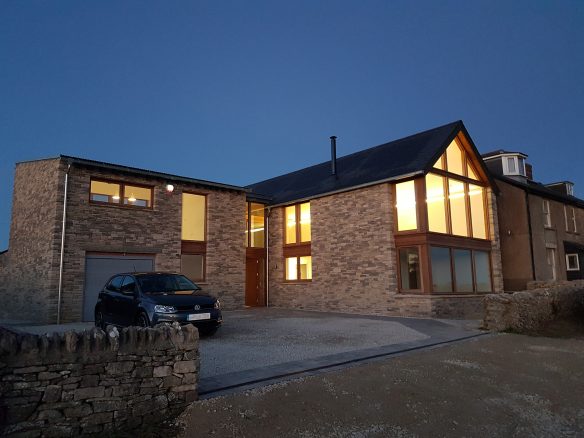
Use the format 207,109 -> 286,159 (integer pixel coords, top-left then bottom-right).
265,207 -> 271,307
57,163 -> 71,324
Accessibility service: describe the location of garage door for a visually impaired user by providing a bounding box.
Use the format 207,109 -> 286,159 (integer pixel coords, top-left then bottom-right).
82,254 -> 154,322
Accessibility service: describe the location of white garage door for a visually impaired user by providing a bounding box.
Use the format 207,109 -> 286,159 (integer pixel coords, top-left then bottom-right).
82,254 -> 154,321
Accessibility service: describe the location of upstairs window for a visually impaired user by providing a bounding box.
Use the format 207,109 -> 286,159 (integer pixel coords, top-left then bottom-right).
246,202 -> 265,248
182,194 -> 206,241
283,202 -> 312,281
502,155 -> 527,177
566,254 -> 580,271
285,202 -> 311,244
90,179 -> 152,208
565,206 -> 577,233
543,200 -> 552,228
395,181 -> 417,231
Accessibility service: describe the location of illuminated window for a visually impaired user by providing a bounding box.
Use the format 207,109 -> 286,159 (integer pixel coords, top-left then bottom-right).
467,163 -> 479,180
285,202 -> 311,244
396,180 -> 417,231
426,174 -> 447,233
90,179 -> 152,208
445,140 -> 464,176
469,184 -> 487,239
449,180 -> 468,237
285,256 -> 312,281
182,194 -> 206,241
246,202 -> 265,248
399,247 -> 421,290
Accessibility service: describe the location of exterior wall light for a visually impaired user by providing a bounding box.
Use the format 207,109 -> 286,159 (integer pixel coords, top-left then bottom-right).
166,184 -> 175,193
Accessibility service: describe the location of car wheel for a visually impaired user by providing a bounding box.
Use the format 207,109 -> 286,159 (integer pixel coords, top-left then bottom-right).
136,312 -> 150,328
95,308 -> 105,330
198,326 -> 218,337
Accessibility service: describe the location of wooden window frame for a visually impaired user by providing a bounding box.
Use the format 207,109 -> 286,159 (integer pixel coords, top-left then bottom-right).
397,245 -> 424,292
89,178 -> 154,210
283,202 -> 311,246
284,255 -> 312,282
283,201 -> 312,282
181,191 -> 208,282
246,202 -> 266,248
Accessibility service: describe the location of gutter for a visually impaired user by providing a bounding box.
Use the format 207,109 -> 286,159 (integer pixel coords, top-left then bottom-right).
57,162 -> 71,324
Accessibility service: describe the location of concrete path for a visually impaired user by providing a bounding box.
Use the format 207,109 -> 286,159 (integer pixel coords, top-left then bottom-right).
198,308 -> 485,396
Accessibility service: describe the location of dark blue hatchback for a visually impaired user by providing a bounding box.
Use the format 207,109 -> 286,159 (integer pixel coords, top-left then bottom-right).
94,272 -> 222,336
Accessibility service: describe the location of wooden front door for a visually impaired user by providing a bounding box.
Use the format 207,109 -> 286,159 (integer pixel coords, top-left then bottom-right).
245,253 -> 266,306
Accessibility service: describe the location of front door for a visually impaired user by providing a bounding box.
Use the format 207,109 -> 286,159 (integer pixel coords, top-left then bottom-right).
245,254 -> 266,306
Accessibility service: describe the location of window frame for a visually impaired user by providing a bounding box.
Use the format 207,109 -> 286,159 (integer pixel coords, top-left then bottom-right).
501,154 -> 527,177
397,246 -> 423,292
181,191 -> 208,282
543,200 -> 552,228
571,207 -> 577,233
566,253 -> 580,271
283,202 -> 311,245
283,202 -> 312,282
284,255 -> 313,282
246,202 -> 266,248
89,178 -> 154,210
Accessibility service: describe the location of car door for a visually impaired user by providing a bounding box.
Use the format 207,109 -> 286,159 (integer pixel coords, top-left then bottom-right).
102,275 -> 124,325
117,275 -> 139,326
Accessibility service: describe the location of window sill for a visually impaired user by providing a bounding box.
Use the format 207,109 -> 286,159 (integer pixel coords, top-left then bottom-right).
89,202 -> 154,212
283,280 -> 312,284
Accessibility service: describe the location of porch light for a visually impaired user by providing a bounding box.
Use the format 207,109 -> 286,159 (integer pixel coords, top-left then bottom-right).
166,184 -> 175,193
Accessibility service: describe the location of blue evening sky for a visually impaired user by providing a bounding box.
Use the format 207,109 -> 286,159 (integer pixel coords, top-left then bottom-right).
1,1 -> 583,250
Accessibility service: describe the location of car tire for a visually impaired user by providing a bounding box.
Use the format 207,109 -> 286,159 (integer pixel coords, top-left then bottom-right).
135,312 -> 151,328
95,308 -> 106,330
198,326 -> 218,337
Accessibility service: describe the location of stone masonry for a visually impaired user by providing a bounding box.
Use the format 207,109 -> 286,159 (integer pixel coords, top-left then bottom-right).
0,322 -> 199,437
0,157 -> 246,323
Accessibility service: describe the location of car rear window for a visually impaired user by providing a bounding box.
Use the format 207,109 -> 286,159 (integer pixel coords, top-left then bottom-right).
137,274 -> 200,294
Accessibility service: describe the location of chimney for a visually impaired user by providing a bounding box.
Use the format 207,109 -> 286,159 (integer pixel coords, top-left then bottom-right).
526,163 -> 533,180
330,136 -> 337,176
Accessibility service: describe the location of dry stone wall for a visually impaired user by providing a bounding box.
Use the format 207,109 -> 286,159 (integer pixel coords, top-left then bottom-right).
483,281 -> 584,331
0,323 -> 199,437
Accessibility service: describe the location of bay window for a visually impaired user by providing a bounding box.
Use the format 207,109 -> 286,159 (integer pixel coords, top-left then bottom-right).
429,246 -> 492,293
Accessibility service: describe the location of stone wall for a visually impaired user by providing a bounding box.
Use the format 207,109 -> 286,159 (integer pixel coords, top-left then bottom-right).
483,281 -> 584,331
0,159 -> 62,323
0,323 -> 199,436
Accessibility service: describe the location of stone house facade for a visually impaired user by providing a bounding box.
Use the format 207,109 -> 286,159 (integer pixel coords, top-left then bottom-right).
0,120 -> 519,323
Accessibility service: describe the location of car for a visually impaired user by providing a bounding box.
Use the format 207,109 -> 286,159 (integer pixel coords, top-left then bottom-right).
94,272 -> 222,336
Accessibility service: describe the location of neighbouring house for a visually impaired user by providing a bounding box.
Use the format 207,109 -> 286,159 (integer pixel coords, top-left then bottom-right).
0,120 -> 504,323
482,150 -> 584,290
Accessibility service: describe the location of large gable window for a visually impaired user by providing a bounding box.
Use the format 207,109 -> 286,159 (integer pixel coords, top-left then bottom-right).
90,179 -> 152,209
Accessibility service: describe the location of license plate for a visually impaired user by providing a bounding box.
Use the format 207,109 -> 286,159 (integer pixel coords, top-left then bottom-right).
188,313 -> 211,321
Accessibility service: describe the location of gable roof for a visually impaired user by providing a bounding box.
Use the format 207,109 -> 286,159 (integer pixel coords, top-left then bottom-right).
247,120 -> 492,205
494,175 -> 584,209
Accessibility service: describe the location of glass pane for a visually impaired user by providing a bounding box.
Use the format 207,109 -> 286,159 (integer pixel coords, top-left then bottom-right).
286,257 -> 298,281
300,202 -> 311,242
431,247 -> 452,292
90,180 -> 121,204
182,194 -> 206,241
396,180 -> 417,231
250,203 -> 265,248
474,251 -> 492,292
467,163 -> 479,180
285,206 -> 297,244
181,254 -> 204,281
123,185 -> 152,207
299,256 -> 312,280
453,249 -> 473,292
433,154 -> 445,170
399,247 -> 421,290
245,204 -> 249,247
446,140 -> 464,176
426,174 -> 447,233
449,179 -> 468,236
518,158 -> 526,176
507,157 -> 516,173
469,184 -> 487,239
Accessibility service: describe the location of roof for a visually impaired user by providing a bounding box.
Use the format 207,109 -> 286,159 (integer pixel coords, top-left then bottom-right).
59,155 -> 246,193
482,149 -> 528,159
247,120 -> 492,205
494,175 -> 584,209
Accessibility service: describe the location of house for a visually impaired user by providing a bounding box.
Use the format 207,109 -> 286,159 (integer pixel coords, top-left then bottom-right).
0,120 -> 504,323
482,150 -> 584,290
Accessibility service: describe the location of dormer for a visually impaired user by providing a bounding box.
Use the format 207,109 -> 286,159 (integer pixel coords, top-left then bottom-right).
481,150 -> 529,182
545,181 -> 575,197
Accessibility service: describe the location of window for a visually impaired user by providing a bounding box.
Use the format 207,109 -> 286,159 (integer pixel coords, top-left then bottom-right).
543,200 -> 551,228
426,174 -> 447,233
396,180 -> 417,231
565,206 -> 570,231
399,247 -> 421,290
283,202 -> 312,281
571,207 -> 577,233
182,194 -> 206,241
285,202 -> 311,244
566,254 -> 580,271
120,276 -> 136,295
445,140 -> 464,176
469,185 -> 487,239
546,248 -> 556,280
90,179 -> 152,208
106,276 -> 124,292
285,256 -> 312,281
181,254 -> 205,282
502,155 -> 527,177
181,193 -> 207,281
430,246 -> 492,293
567,184 -> 574,196
449,179 -> 468,237
246,202 -> 265,248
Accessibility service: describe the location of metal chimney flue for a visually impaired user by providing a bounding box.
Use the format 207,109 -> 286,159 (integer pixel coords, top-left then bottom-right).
330,136 -> 337,176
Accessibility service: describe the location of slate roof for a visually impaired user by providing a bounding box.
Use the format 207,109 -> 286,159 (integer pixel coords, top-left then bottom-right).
494,175 -> 584,209
247,120 -> 485,205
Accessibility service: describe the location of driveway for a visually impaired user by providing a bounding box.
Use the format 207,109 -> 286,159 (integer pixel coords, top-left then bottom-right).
199,308 -> 484,396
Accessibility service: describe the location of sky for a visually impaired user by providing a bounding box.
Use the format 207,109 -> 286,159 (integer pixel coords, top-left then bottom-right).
1,0 -> 583,250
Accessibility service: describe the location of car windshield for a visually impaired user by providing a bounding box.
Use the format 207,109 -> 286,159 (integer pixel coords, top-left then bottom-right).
137,274 -> 201,294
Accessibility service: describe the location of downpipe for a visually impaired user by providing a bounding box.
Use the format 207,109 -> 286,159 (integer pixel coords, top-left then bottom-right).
57,163 -> 71,324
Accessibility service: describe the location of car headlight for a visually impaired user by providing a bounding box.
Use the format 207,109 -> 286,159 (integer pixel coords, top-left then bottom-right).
214,299 -> 221,310
154,305 -> 177,314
